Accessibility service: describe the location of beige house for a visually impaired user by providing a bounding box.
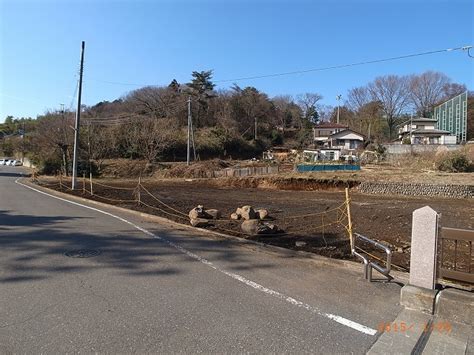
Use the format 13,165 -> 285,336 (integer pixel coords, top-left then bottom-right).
313,123 -> 365,151
398,118 -> 457,145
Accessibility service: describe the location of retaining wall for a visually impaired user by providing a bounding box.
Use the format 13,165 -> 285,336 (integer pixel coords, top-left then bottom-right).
384,144 -> 461,155
356,181 -> 473,199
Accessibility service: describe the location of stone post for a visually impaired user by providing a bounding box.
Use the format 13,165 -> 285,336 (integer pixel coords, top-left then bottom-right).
409,206 -> 439,290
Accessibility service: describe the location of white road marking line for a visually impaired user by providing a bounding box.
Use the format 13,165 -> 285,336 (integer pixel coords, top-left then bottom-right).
15,178 -> 377,336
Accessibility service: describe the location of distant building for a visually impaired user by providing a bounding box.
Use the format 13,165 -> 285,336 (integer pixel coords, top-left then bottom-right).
302,148 -> 341,162
398,118 -> 457,145
313,123 -> 365,151
433,91 -> 468,143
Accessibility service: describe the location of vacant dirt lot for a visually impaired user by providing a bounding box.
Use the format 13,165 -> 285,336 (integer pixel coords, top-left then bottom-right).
37,176 -> 473,271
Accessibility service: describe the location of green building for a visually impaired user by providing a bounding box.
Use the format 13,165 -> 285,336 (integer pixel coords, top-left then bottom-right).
433,91 -> 468,143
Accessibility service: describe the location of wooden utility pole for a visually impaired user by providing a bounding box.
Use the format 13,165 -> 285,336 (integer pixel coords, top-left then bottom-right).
187,96 -> 191,166
254,117 -> 257,140
72,41 -> 85,190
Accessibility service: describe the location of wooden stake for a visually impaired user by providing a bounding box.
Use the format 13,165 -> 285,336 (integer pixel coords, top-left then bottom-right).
137,176 -> 141,204
82,173 -> 86,194
89,172 -> 93,195
345,187 -> 354,251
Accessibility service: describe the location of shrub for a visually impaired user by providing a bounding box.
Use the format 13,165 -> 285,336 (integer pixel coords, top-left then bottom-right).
435,152 -> 471,172
39,158 -> 62,175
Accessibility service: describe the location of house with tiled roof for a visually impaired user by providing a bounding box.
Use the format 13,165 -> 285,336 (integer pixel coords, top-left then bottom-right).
397,118 -> 457,145
313,122 -> 365,151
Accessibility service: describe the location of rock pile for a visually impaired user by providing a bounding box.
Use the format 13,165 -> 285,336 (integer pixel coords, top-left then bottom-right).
232,205 -> 279,235
188,205 -> 221,227
232,206 -> 270,221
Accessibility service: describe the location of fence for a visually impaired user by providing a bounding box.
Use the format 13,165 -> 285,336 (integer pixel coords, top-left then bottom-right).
208,165 -> 280,178
384,144 -> 460,155
296,164 -> 360,172
33,175 -> 361,248
438,227 -> 474,285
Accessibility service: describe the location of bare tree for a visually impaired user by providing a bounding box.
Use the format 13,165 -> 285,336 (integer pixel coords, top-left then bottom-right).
230,86 -> 273,139
347,86 -> 384,138
368,75 -> 411,139
441,83 -> 467,102
33,110 -> 75,175
86,123 -> 117,172
124,86 -> 186,121
346,86 -> 371,112
409,71 -> 451,117
126,116 -> 178,163
272,95 -> 302,130
297,93 -> 323,127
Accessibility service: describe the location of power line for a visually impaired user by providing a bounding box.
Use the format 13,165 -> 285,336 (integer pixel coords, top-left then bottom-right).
68,79 -> 79,111
214,46 -> 471,83
84,45 -> 471,87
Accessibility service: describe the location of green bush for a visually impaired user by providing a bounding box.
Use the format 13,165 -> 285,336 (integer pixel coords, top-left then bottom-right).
270,130 -> 284,145
39,158 -> 62,175
435,152 -> 471,172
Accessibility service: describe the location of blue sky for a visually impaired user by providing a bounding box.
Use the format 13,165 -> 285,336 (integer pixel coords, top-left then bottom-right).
1,0 -> 473,121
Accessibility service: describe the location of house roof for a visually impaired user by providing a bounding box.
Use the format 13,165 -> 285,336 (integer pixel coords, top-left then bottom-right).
329,128 -> 366,139
398,117 -> 438,127
313,122 -> 348,129
411,129 -> 452,135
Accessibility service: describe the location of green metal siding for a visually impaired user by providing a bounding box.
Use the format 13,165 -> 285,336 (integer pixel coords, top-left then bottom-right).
434,91 -> 468,143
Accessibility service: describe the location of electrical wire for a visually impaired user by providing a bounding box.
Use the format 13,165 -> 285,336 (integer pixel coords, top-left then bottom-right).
84,46 -> 471,87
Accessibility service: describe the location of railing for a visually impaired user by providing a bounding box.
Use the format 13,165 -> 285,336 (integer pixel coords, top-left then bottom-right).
438,227 -> 474,285
352,233 -> 392,282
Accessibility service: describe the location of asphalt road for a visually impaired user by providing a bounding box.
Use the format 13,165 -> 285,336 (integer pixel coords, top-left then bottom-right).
0,166 -> 403,354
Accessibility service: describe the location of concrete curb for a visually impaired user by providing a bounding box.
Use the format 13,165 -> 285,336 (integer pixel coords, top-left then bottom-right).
400,285 -> 438,314
24,178 -> 409,282
435,288 -> 474,326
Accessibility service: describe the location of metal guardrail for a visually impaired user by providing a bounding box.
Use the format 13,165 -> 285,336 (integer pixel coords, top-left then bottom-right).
352,233 -> 392,282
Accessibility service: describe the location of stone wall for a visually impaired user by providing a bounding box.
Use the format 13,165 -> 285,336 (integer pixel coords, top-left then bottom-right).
356,181 -> 473,199
384,144 -> 461,155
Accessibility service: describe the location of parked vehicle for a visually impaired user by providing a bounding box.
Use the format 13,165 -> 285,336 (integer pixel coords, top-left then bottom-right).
0,159 -> 5,165
13,160 -> 23,166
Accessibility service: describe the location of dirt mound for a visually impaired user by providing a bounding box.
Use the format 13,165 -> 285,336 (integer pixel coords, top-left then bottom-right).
100,159 -> 149,178
157,159 -> 232,178
210,176 -> 359,191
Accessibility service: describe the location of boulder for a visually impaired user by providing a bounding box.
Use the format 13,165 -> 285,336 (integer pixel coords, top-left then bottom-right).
258,222 -> 278,234
230,213 -> 240,220
256,209 -> 269,220
239,205 -> 256,220
205,209 -> 221,219
241,220 -> 260,235
188,205 -> 209,220
241,220 -> 279,235
190,218 -> 209,227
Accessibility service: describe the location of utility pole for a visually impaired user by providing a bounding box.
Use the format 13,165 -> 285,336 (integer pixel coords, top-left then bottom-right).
254,117 -> 257,140
336,94 -> 342,124
187,96 -> 191,166
409,113 -> 413,144
21,120 -> 25,163
72,41 -> 85,190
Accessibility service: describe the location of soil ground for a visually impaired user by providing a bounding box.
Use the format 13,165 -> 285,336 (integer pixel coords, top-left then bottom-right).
37,176 -> 474,271
99,158 -> 474,185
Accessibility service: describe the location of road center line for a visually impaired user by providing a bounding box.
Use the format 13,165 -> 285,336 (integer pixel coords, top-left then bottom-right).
15,178 -> 377,336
